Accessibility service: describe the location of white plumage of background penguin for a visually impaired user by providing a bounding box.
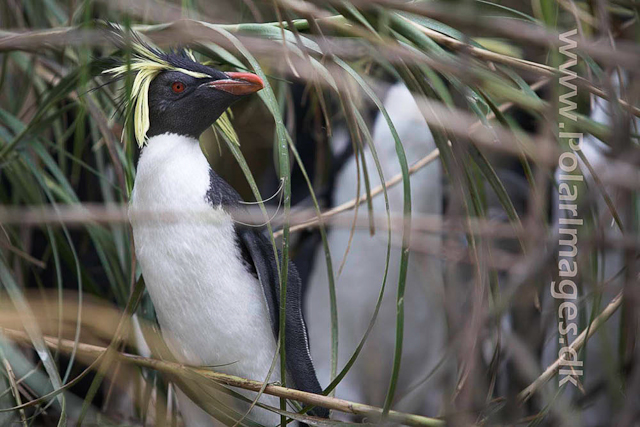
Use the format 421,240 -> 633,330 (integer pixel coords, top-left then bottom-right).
106,31 -> 329,426
305,83 -> 448,420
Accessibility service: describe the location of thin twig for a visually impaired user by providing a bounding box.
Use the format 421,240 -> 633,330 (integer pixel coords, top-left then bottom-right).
2,329 -> 445,426
2,358 -> 27,427
277,147 -> 440,237
518,292 -> 624,402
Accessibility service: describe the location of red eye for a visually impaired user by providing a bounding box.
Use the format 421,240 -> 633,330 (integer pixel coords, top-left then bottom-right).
171,81 -> 185,93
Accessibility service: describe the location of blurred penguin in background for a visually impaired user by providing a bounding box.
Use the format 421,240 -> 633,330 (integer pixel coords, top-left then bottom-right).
305,83 -> 447,419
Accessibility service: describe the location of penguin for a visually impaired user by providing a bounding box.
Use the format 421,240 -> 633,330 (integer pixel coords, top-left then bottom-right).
305,83 -> 447,419
105,35 -> 328,425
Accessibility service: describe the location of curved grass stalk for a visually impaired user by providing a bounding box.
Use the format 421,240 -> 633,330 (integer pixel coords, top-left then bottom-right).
334,58 -> 412,417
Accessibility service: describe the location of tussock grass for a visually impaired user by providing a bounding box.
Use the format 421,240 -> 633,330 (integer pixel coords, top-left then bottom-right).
0,0 -> 638,425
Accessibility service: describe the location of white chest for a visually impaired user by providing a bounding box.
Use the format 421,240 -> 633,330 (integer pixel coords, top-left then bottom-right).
129,134 -> 278,382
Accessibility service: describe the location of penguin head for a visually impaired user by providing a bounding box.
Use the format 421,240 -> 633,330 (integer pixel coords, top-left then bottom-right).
147,61 -> 264,140
105,37 -> 263,147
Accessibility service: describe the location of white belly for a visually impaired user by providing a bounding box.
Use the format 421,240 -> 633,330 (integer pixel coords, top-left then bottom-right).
129,133 -> 280,425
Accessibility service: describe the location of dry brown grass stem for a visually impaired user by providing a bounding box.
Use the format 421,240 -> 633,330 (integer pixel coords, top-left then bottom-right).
2,18 -> 639,119
518,292 -> 624,402
279,148 -> 441,236
2,329 -> 445,426
1,205 -> 637,257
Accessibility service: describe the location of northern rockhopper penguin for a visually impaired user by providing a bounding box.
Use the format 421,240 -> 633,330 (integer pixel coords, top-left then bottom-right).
105,36 -> 328,425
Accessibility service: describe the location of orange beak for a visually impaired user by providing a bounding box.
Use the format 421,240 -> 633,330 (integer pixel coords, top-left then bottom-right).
206,72 -> 265,96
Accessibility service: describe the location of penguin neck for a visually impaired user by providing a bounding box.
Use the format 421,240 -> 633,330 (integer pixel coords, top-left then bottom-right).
140,132 -> 206,166
132,132 -> 243,217
133,133 -> 213,211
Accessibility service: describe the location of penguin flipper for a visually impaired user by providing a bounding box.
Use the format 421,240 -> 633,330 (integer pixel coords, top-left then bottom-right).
236,227 -> 330,419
